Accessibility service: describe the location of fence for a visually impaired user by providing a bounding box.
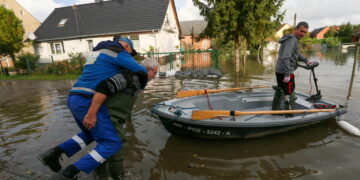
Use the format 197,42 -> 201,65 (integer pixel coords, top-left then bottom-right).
140,50 -> 219,72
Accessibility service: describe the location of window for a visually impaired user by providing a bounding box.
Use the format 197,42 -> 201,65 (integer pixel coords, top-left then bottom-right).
87,40 -> 93,51
202,40 -> 208,50
50,42 -> 65,54
50,44 -> 55,54
38,45 -> 43,54
58,19 -> 68,27
129,35 -> 140,49
165,16 -> 170,26
1,4 -> 9,9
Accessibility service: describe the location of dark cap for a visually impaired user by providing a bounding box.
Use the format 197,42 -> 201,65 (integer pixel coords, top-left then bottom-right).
115,36 -> 138,56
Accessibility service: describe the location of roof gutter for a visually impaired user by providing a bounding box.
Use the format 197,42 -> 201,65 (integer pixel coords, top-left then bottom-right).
35,29 -> 161,42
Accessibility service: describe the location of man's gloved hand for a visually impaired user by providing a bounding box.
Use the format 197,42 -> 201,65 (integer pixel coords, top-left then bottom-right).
306,60 -> 319,69
306,60 -> 314,66
283,75 -> 291,83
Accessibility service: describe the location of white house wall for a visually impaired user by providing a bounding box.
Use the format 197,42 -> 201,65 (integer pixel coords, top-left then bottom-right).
36,1 -> 180,63
138,2 -> 180,53
139,33 -> 157,53
37,36 -> 114,63
157,2 -> 180,53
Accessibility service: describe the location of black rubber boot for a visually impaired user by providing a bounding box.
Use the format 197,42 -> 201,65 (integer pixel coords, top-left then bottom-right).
284,95 -> 294,117
37,146 -> 63,172
52,165 -> 80,180
290,93 -> 297,105
272,86 -> 284,110
109,159 -> 125,180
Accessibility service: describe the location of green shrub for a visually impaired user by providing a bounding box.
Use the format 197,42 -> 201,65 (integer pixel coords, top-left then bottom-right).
322,37 -> 341,48
337,36 -> 352,43
14,53 -> 39,73
68,52 -> 85,74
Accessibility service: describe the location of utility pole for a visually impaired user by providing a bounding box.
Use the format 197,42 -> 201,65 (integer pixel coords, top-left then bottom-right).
293,13 -> 297,27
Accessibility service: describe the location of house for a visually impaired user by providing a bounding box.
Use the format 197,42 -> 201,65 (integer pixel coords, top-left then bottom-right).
352,28 -> 360,42
310,26 -> 330,39
0,0 -> 41,68
274,23 -> 292,39
34,0 -> 181,63
180,20 -> 210,50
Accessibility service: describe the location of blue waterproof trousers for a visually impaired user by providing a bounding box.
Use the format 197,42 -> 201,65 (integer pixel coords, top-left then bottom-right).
58,95 -> 122,174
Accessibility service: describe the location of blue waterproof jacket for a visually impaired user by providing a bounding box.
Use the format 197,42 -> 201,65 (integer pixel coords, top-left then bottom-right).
70,43 -> 147,96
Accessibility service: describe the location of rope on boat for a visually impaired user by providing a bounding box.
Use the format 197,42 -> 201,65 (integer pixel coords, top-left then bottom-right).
308,70 -> 313,96
150,103 -> 197,122
243,114 -> 263,121
204,89 -> 214,110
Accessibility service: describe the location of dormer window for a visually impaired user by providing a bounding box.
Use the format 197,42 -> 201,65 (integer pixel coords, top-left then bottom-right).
58,19 -> 68,27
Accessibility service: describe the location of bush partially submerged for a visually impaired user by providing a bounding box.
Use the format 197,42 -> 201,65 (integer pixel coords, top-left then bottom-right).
14,53 -> 40,74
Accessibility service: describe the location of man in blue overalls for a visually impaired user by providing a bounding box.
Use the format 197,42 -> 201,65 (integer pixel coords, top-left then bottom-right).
37,37 -> 156,179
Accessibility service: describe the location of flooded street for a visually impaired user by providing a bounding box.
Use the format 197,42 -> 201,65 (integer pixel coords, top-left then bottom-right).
1,49 -> 360,179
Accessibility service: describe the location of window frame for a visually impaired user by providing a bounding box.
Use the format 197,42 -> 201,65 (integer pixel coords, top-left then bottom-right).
87,40 -> 93,51
50,42 -> 65,54
58,19 -> 68,27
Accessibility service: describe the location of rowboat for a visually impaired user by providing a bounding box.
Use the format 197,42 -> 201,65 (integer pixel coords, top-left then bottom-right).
151,89 -> 346,139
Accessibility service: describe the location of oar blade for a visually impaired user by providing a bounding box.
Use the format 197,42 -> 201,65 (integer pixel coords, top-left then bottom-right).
192,109 -> 336,120
176,90 -> 203,98
192,110 -> 228,120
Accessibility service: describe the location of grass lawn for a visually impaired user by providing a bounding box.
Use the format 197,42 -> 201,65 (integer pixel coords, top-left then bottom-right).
0,74 -> 79,80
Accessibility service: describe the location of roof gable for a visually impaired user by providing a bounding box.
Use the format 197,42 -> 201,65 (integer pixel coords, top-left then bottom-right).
35,0 -> 170,41
180,20 -> 207,36
310,27 -> 327,38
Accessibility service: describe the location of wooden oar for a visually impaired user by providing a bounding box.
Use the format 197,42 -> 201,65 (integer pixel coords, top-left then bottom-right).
176,85 -> 270,98
192,109 -> 336,120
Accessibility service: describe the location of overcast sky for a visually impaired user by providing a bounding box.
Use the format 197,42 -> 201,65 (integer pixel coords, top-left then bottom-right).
16,0 -> 360,30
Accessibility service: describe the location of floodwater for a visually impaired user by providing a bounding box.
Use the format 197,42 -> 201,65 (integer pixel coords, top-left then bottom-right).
0,48 -> 359,179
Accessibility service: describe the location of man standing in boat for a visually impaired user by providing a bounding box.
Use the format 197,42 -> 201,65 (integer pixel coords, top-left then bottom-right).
272,22 -> 314,111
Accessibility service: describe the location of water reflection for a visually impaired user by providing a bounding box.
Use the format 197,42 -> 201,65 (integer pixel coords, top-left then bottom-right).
0,48 -> 359,179
305,48 -> 357,66
149,121 -> 337,179
0,80 -> 75,177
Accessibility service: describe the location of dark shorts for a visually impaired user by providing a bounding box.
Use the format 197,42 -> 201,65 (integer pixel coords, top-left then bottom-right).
276,73 -> 295,95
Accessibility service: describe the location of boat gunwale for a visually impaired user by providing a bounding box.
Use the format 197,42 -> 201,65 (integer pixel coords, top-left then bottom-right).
152,90 -> 346,128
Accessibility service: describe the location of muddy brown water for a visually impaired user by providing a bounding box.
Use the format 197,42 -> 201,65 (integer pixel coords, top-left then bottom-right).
0,49 -> 359,179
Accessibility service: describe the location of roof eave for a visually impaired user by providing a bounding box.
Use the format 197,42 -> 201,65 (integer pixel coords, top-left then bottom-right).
35,29 -> 161,42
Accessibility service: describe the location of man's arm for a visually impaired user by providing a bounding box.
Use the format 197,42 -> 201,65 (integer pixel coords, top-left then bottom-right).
297,50 -> 309,64
83,92 -> 107,129
114,51 -> 147,74
82,73 -> 131,129
278,38 -> 296,76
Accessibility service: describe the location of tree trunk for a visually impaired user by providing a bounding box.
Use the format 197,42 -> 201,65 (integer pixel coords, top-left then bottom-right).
10,53 -> 17,73
242,41 -> 247,75
235,41 -> 241,73
0,60 -> 4,75
257,45 -> 261,63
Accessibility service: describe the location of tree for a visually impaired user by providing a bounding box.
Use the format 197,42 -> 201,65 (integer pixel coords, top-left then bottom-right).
325,26 -> 337,38
14,53 -> 39,74
0,6 -> 25,74
193,0 -> 284,71
336,22 -> 353,37
283,27 -> 294,36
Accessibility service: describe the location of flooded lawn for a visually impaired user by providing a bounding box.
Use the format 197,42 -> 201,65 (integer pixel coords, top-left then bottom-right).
0,49 -> 359,179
